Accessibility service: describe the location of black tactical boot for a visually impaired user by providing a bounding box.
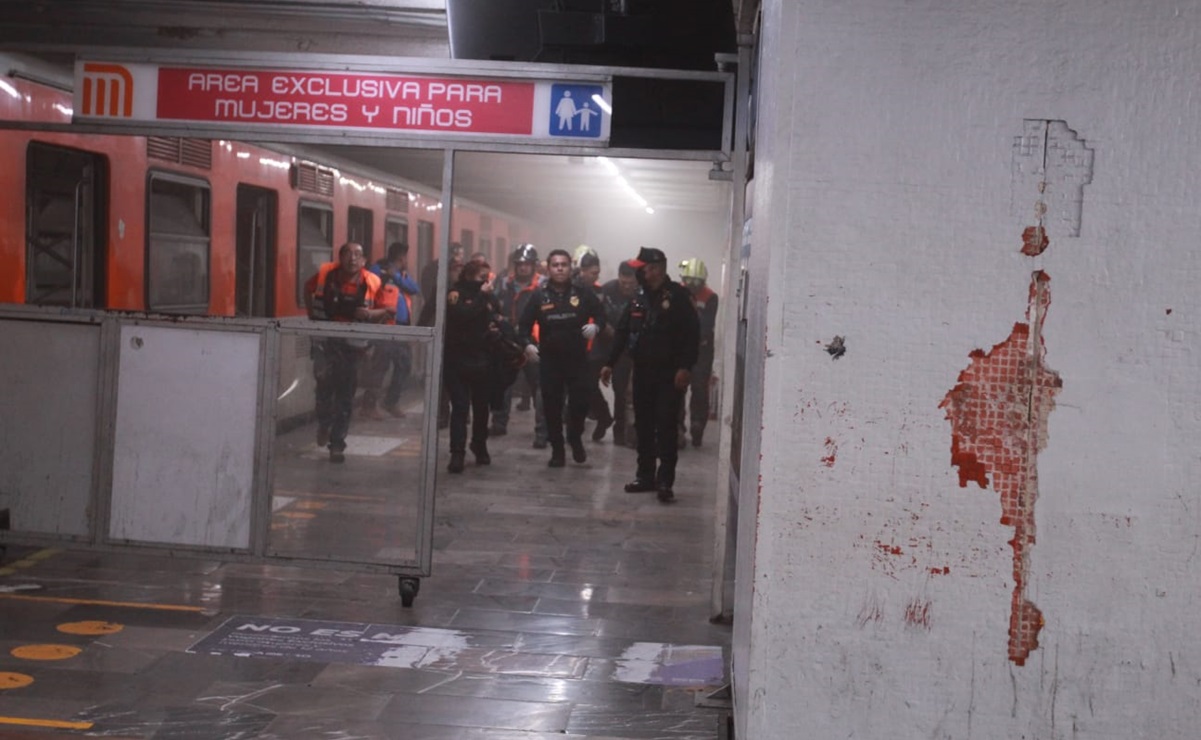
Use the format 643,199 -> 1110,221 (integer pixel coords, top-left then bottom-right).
470,441 -> 491,465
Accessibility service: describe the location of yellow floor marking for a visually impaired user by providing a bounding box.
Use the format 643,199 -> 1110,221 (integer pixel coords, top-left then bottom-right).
0,672 -> 34,689
0,716 -> 94,730
57,620 -> 124,636
294,501 -> 328,510
11,644 -> 81,661
0,593 -> 204,612
0,548 -> 61,576
276,511 -> 316,519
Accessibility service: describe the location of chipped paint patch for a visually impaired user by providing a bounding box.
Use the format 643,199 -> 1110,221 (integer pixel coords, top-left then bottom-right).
613,643 -> 725,687
940,271 -> 1060,666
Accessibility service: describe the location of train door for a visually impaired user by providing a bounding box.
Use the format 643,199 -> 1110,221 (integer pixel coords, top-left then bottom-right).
235,184 -> 276,318
25,142 -> 107,308
347,205 -> 373,261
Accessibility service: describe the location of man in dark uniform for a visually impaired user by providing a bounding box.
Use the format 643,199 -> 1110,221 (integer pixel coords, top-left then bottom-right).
518,249 -> 606,468
600,247 -> 699,503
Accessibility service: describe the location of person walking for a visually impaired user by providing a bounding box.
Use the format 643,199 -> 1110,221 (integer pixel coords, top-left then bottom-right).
598,259 -> 640,446
677,258 -> 719,447
600,247 -> 699,502
361,241 -> 420,418
518,249 -> 605,468
443,259 -> 503,473
304,242 -> 391,463
492,244 -> 547,446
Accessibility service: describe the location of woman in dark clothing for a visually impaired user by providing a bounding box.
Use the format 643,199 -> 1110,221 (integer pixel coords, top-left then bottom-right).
443,259 -> 502,473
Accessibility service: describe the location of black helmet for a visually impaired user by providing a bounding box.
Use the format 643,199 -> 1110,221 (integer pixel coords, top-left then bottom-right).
512,243 -> 539,264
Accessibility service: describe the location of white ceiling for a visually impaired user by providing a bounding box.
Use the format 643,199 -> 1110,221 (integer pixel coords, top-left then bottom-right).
320,146 -> 732,221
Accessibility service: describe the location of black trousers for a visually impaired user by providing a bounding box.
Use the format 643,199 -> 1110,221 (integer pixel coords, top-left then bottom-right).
540,358 -> 590,449
632,366 -> 684,486
444,362 -> 491,454
314,339 -> 362,452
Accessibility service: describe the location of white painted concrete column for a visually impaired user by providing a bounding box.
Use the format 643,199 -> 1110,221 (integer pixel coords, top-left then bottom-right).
736,1 -> 1201,737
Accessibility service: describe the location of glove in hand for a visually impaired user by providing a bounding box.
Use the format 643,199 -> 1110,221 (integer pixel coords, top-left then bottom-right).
581,323 -> 599,340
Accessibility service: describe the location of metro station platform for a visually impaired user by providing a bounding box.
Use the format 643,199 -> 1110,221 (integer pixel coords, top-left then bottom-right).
0,396 -> 731,739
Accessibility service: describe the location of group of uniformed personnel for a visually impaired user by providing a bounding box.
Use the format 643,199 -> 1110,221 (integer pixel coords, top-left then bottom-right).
306,240 -> 715,505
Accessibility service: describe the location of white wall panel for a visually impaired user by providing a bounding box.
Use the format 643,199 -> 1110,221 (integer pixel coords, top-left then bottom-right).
0,320 -> 98,536
740,1 -> 1201,737
110,325 -> 260,548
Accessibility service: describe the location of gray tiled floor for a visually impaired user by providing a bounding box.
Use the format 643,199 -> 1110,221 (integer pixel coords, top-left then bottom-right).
0,401 -> 730,738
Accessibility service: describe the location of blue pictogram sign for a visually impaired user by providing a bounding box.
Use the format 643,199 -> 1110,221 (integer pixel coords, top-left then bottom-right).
549,83 -> 605,139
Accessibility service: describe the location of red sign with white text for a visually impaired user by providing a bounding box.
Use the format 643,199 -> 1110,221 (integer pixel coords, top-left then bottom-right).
156,68 -> 536,134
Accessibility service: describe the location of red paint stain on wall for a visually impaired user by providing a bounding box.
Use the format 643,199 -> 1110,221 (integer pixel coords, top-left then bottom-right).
939,271 -> 1060,666
821,437 -> 837,467
904,599 -> 932,630
875,541 -> 903,556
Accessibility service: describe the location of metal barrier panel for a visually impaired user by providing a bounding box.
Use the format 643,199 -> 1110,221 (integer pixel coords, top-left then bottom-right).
0,318 -> 100,537
109,323 -> 261,549
268,329 -> 429,568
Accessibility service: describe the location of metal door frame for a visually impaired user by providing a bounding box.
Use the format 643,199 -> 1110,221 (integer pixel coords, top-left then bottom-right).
0,47 -> 737,582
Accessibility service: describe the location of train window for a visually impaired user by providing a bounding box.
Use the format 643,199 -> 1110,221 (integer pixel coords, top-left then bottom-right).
347,206 -> 374,261
495,236 -> 507,269
296,200 -> 333,306
459,228 -> 475,252
385,217 -> 408,252
146,172 -> 210,314
25,142 -> 108,309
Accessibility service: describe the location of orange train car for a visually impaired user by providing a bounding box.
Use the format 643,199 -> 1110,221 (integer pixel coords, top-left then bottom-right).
0,73 -> 535,319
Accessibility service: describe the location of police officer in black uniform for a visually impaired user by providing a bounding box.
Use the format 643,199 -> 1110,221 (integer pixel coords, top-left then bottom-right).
518,249 -> 606,468
600,247 -> 700,503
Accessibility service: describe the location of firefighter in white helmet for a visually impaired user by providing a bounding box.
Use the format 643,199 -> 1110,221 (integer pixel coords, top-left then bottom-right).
677,258 -> 719,448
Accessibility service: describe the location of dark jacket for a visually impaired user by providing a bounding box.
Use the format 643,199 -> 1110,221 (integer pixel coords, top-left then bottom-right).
607,278 -> 700,375
592,278 -> 635,361
444,279 -> 501,373
518,280 -> 605,367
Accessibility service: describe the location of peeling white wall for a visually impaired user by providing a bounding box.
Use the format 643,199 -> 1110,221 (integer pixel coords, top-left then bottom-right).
738,1 -> 1201,738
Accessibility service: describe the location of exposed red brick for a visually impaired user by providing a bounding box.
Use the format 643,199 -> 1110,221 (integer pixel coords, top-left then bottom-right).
1021,225 -> 1049,256
939,271 -> 1060,665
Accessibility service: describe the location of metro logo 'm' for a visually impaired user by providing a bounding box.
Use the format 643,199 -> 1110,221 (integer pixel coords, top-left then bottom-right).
81,63 -> 133,117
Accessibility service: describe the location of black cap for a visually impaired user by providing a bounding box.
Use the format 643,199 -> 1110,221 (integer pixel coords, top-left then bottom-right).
627,247 -> 667,268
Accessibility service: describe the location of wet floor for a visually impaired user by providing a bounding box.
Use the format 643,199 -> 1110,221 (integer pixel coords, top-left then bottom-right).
0,393 -> 730,739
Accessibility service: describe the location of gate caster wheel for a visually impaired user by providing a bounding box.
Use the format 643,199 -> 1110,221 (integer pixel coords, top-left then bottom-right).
398,576 -> 421,607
